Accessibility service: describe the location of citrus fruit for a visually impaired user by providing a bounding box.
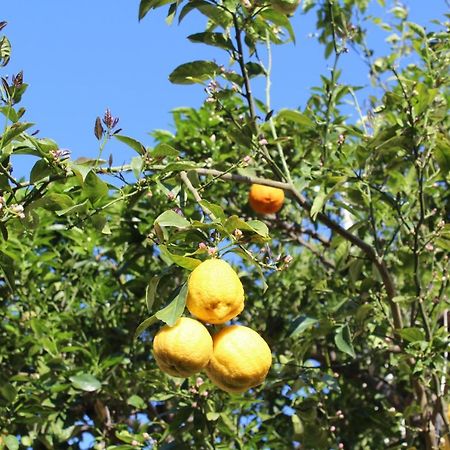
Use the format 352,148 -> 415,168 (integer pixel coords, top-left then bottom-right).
153,317 -> 213,377
248,184 -> 285,214
205,325 -> 272,393
271,0 -> 300,15
186,259 -> 244,324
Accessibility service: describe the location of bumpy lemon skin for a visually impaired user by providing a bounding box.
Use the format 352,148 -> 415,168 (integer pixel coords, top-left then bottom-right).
249,184 -> 285,215
205,325 -> 272,393
186,259 -> 245,324
153,317 -> 213,378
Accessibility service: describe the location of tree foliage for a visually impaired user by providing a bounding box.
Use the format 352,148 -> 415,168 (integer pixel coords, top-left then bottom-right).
0,1 -> 449,449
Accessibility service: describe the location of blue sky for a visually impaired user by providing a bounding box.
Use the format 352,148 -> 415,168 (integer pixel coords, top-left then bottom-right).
2,1 -> 448,178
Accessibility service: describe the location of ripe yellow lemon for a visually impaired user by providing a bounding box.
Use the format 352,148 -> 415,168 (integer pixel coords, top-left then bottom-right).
186,259 -> 244,324
249,184 -> 285,215
205,325 -> 272,393
153,317 -> 213,377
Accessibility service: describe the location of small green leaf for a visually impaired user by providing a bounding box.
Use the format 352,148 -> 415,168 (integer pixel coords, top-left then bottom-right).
134,315 -> 158,340
127,394 -> 147,409
155,283 -> 188,326
0,35 -> 11,67
310,190 -> 326,221
146,276 -> 161,313
160,245 -> 201,270
246,220 -> 269,238
292,414 -> 304,438
154,210 -> 190,228
206,412 -> 220,421
169,60 -> 220,85
30,159 -> 52,183
179,0 -> 231,27
84,171 -> 109,203
199,200 -> 225,220
138,0 -> 156,20
4,435 -> 19,450
152,143 -> 179,158
69,373 -> 101,392
0,383 -> 17,403
114,135 -> 146,155
290,317 -> 318,337
334,325 -> 356,358
434,136 -> 450,175
188,32 -> 235,52
276,109 -> 314,128
1,122 -> 34,147
224,216 -> 269,238
399,327 -> 426,343
0,250 -> 15,291
245,62 -> 265,78
131,156 -> 143,178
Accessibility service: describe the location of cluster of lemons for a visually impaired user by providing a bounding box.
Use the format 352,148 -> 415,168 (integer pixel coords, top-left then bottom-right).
152,184 -> 284,393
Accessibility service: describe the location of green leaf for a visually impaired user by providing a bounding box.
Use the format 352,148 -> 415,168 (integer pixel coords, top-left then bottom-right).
154,210 -> 190,228
146,276 -> 161,313
310,190 -> 326,221
276,109 -> 314,128
0,250 -> 15,291
131,155 -> 143,179
169,60 -> 220,85
246,220 -> 269,238
179,0 -> 232,27
261,9 -> 296,43
292,414 -> 304,438
138,0 -> 162,20
4,435 -> 19,450
155,283 -> 188,326
334,325 -> 356,358
1,122 -> 34,147
199,200 -> 225,220
127,394 -> 147,409
70,157 -> 105,181
134,315 -> 159,339
0,382 -> 17,403
31,193 -> 75,212
152,143 -> 179,158
160,245 -> 201,270
114,134 -> 146,154
245,62 -> 265,78
206,412 -> 220,421
55,199 -> 89,216
30,159 -> 52,183
290,317 -> 318,337
224,216 -> 269,238
0,35 -> 11,67
188,32 -> 235,52
84,171 -> 109,203
434,136 -> 450,175
399,327 -> 426,343
69,373 -> 102,392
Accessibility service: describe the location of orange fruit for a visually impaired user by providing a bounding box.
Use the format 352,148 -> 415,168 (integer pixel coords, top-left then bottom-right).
153,317 -> 213,377
186,259 -> 244,324
249,184 -> 285,214
205,325 -> 272,393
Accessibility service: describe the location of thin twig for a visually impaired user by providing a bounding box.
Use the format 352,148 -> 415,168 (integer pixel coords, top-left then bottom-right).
180,170 -> 215,220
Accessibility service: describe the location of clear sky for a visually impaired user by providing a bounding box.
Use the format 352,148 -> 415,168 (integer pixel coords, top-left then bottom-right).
2,1 -> 448,177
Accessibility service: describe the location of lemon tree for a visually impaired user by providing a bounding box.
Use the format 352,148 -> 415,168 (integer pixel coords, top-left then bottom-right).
0,2 -> 449,450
